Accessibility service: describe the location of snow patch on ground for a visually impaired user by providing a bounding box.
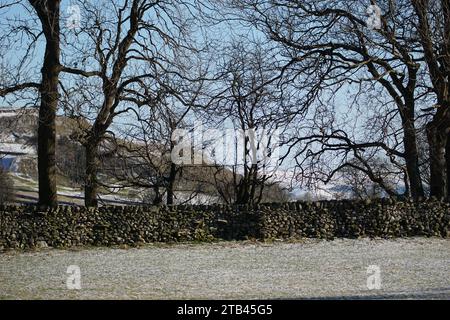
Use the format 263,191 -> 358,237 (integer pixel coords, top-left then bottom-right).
0,143 -> 35,155
0,112 -> 21,118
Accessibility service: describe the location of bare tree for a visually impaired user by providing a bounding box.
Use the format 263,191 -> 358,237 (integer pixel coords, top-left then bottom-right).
29,0 -> 61,206
202,42 -> 291,205
0,0 -> 60,206
108,44 -> 224,205
113,90 -> 197,205
411,0 -> 450,198
59,0 -> 203,206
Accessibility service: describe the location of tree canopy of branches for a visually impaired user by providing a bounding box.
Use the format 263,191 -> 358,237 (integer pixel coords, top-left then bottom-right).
1,0 -> 449,206
217,0 -> 449,200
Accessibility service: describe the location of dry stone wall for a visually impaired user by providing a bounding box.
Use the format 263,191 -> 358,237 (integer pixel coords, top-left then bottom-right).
0,199 -> 448,250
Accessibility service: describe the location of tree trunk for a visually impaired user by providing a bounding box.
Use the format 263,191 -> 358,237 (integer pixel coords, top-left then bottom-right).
446,132 -> 450,199
166,184 -> 174,205
85,143 -> 99,207
427,123 -> 447,198
30,0 -> 61,207
166,162 -> 177,205
402,120 -> 425,200
152,187 -> 163,205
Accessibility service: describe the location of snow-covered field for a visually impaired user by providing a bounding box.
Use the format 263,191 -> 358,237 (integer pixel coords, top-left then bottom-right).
0,143 -> 35,155
0,238 -> 449,300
